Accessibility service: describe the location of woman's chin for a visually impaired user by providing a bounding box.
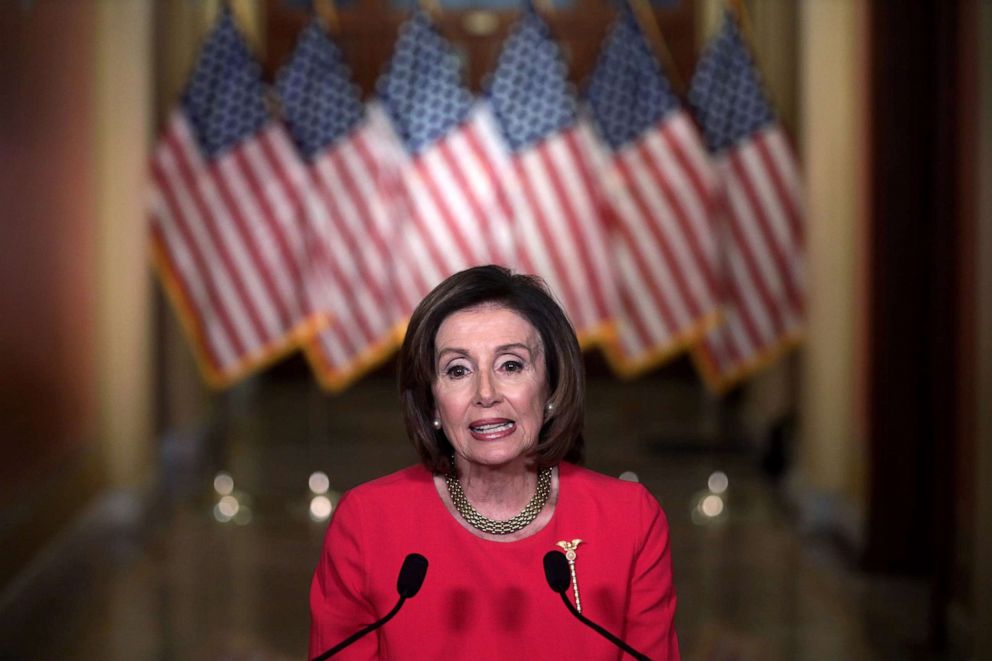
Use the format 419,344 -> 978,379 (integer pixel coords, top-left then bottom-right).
459,445 -> 533,471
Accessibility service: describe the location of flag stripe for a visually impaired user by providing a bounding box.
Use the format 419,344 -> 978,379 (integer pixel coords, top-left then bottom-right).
413,150 -> 481,269
612,200 -> 683,336
612,156 -> 693,329
306,186 -> 379,341
517,152 -> 589,326
151,13 -> 317,386
730,147 -> 802,310
341,131 -> 403,303
620,146 -> 703,321
559,129 -> 615,322
209,161 -> 292,331
723,165 -> 790,337
726,158 -> 797,315
456,120 -> 513,265
149,195 -> 231,370
645,120 -> 720,301
463,115 -> 517,262
246,134 -> 307,304
757,129 -> 803,241
161,127 -> 263,351
616,243 -> 666,352
151,149 -> 246,361
317,153 -> 390,318
225,148 -> 299,331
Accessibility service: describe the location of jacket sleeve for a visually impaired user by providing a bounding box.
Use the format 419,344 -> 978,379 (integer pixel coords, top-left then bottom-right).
309,490 -> 379,660
626,485 -> 680,660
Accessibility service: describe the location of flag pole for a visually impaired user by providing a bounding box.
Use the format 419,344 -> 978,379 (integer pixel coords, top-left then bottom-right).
534,0 -> 555,15
314,0 -> 339,34
627,0 -> 686,95
726,0 -> 755,46
418,0 -> 441,19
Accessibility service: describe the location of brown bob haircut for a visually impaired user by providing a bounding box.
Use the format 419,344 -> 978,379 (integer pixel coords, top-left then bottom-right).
398,265 -> 585,473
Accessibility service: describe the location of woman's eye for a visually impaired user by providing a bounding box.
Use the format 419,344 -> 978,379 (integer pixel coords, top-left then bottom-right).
501,360 -> 524,373
445,365 -> 469,379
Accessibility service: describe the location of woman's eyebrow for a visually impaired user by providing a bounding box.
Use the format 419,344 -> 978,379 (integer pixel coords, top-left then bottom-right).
436,347 -> 470,362
495,343 -> 532,355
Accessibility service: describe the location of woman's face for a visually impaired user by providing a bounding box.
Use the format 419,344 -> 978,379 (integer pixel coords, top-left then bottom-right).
432,304 -> 549,471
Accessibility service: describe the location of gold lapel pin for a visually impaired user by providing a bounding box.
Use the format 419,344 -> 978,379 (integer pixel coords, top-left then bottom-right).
555,538 -> 584,612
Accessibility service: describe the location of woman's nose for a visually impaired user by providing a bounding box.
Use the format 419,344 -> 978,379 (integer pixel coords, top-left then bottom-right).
474,370 -> 500,406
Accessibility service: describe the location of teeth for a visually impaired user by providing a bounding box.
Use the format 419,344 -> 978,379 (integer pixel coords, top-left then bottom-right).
472,422 -> 513,433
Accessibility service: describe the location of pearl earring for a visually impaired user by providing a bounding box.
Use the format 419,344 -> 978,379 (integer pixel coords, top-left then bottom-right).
433,419 -> 442,429
545,402 -> 554,413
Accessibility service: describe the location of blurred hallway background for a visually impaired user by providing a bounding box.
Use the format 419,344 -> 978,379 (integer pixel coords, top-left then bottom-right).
2,1 -> 991,659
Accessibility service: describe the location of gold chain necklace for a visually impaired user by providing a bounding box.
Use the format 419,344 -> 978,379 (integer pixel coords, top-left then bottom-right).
444,466 -> 552,535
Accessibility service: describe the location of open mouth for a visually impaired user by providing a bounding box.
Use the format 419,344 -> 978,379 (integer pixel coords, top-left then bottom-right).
469,419 -> 516,439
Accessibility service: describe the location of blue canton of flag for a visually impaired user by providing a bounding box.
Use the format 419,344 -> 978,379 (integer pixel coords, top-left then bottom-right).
586,4 -> 679,150
182,8 -> 270,158
687,10 -> 776,153
584,4 -> 721,376
376,10 -> 473,155
276,20 -> 365,161
486,8 -> 577,152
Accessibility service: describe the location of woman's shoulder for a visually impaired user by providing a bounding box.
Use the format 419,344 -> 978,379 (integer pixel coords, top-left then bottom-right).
560,462 -> 646,491
340,464 -> 434,505
559,462 -> 662,510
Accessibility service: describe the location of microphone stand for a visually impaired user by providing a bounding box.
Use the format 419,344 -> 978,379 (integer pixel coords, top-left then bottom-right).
556,592 -> 652,661
311,595 -> 406,661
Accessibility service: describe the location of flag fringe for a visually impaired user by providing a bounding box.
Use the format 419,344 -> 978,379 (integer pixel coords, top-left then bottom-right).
302,325 -> 402,393
691,329 -> 804,394
601,310 -> 721,379
150,235 -> 330,389
575,319 -> 619,354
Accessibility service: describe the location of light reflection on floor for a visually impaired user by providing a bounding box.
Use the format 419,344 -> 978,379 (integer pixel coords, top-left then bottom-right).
0,371 -> 934,660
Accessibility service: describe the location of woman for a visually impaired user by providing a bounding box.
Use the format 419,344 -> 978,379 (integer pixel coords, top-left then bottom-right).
310,266 -> 678,660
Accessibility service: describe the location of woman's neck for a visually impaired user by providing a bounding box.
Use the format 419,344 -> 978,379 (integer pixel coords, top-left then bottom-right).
455,458 -> 537,520
434,463 -> 559,543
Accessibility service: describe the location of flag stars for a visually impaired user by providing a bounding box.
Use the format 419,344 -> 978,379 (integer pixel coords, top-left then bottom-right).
487,9 -> 577,153
277,20 -> 365,161
586,6 -> 679,151
377,11 -> 473,155
687,11 -> 775,153
181,8 -> 269,159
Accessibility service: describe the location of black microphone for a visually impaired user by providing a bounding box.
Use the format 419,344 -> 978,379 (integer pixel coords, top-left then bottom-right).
543,551 -> 652,661
312,553 -> 428,661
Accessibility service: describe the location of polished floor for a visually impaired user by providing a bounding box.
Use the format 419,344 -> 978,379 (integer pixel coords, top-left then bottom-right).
0,367 -> 937,660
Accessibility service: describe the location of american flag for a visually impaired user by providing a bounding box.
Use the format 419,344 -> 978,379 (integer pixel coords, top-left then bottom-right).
373,11 -> 513,318
486,7 -> 617,345
687,11 -> 804,391
149,8 -> 319,386
277,20 -> 401,392
587,7 -> 721,375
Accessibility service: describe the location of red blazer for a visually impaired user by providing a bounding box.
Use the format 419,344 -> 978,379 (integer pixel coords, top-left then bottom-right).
310,462 -> 679,660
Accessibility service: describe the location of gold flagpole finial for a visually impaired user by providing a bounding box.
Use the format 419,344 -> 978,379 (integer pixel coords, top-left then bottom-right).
627,0 -> 686,94
314,0 -> 339,34
418,0 -> 442,19
533,0 -> 555,16
726,0 -> 755,45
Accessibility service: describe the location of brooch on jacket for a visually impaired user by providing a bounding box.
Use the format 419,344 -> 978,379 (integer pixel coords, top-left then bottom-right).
555,538 -> 584,612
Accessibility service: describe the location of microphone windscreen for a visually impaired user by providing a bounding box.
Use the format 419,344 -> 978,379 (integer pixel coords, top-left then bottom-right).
396,553 -> 429,598
543,551 -> 571,594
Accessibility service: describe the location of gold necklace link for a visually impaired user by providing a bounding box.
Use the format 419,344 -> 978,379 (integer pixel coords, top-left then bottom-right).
444,466 -> 552,535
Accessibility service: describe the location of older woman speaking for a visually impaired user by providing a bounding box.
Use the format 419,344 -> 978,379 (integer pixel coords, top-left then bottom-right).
309,266 -> 678,660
